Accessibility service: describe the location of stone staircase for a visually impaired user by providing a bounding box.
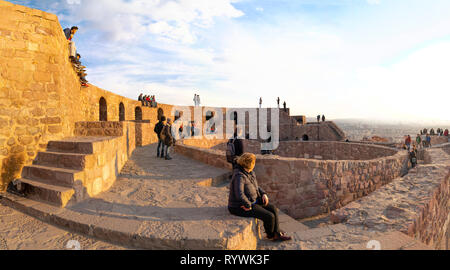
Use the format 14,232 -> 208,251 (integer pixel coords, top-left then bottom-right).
18,137 -> 119,208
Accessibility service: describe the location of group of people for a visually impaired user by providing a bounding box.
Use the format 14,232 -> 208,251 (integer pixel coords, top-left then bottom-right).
317,115 -> 326,122
193,94 -> 201,107
138,94 -> 157,107
420,128 -> 449,137
259,97 -> 287,112
63,26 -> 88,87
153,116 -> 175,160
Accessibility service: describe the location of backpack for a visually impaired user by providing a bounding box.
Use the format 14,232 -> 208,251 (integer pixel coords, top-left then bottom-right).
154,122 -> 163,136
226,139 -> 236,163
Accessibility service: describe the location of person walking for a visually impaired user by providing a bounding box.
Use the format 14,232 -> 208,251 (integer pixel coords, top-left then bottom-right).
409,146 -> 418,168
161,118 -> 175,160
228,153 -> 292,242
154,116 -> 166,158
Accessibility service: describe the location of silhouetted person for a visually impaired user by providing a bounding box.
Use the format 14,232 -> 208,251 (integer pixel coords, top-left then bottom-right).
259,97 -> 262,109
283,101 -> 287,112
277,97 -> 280,108
154,116 -> 166,158
317,115 -> 320,123
322,115 -> 326,122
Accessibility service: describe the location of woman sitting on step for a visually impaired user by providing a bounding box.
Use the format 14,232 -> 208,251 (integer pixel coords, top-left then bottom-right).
228,153 -> 292,242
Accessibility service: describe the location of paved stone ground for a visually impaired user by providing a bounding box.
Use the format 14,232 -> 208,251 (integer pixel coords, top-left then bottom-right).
0,202 -> 128,250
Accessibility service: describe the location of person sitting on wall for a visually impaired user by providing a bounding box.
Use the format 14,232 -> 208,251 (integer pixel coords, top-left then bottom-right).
228,153 -> 292,242
138,93 -> 144,106
146,95 -> 151,107
154,116 -> 166,158
63,26 -> 78,62
445,129 -> 449,136
161,118 -> 176,160
74,53 -> 88,87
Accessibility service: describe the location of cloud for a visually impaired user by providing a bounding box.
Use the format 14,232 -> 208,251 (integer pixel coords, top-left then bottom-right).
61,0 -> 244,43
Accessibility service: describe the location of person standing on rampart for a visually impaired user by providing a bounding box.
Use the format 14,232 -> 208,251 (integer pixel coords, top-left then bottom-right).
63,26 -> 78,62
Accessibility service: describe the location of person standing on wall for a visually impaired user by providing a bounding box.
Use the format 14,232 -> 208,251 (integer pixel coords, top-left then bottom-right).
277,97 -> 280,108
63,26 -> 78,63
154,116 -> 166,158
317,115 -> 320,123
405,135 -> 412,150
283,101 -> 287,112
228,153 -> 292,242
322,115 -> 326,122
161,118 -> 176,160
259,97 -> 262,109
415,134 -> 422,149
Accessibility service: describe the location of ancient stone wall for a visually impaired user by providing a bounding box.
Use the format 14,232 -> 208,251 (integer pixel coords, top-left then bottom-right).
0,1 -> 74,190
273,141 -> 398,160
331,148 -> 450,250
175,142 -> 408,219
430,136 -> 449,146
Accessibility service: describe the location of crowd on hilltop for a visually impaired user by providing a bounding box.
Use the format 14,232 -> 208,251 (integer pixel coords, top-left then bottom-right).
419,128 -> 449,137
63,26 -> 88,87
138,93 -> 158,108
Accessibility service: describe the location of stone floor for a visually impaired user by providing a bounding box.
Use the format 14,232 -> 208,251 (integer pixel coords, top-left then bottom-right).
0,143 -> 444,250
0,202 -> 128,250
0,144 -> 258,250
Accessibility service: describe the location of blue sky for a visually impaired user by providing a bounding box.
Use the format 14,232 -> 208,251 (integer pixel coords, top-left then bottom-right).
7,0 -> 450,123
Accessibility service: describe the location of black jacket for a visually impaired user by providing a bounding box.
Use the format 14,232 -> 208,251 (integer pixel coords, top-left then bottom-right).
154,121 -> 164,139
228,165 -> 266,209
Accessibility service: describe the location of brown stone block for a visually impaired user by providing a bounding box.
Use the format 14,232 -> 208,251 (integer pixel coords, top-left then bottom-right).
18,135 -> 33,145
35,26 -> 54,36
30,83 -> 44,91
33,71 -> 52,82
10,145 -> 25,154
41,117 -> 61,125
47,125 -> 62,134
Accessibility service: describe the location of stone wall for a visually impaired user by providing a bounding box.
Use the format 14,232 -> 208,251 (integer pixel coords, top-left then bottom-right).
175,142 -> 408,219
273,141 -> 398,160
430,136 -> 449,146
330,148 -> 450,250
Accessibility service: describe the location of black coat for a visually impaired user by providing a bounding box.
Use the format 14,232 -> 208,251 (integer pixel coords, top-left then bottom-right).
228,165 -> 266,209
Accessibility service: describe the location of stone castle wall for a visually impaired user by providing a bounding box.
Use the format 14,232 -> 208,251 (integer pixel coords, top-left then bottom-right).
175,141 -> 408,219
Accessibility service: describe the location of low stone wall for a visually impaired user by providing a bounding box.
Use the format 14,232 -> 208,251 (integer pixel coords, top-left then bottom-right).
330,148 -> 450,250
430,136 -> 449,146
175,142 -> 408,219
273,141 -> 398,160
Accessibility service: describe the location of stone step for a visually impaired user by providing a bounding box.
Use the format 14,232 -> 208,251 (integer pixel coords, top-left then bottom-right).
47,140 -> 94,154
22,165 -> 84,188
19,178 -> 75,208
33,151 -> 90,171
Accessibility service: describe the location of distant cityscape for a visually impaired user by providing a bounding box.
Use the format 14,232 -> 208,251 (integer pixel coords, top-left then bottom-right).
323,119 -> 450,143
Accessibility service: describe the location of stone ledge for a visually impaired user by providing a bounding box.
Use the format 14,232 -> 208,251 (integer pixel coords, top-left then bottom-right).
0,192 -> 260,250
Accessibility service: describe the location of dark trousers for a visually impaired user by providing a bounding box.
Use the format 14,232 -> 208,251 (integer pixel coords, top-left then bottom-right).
157,139 -> 165,157
228,203 -> 280,238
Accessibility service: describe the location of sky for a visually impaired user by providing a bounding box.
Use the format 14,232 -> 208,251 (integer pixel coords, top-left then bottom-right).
7,0 -> 450,124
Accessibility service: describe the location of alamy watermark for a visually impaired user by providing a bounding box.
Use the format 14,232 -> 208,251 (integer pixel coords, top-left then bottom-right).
169,107 -> 280,151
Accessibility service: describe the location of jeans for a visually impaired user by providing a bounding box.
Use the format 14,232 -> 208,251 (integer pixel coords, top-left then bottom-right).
228,203 -> 280,238
157,139 -> 165,157
165,145 -> 171,158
